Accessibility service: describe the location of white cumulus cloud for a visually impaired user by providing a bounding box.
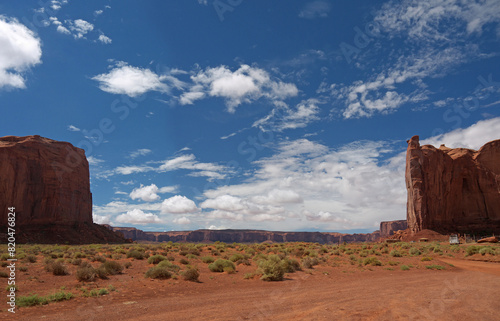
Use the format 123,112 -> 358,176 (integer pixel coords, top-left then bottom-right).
0,17 -> 42,90
161,195 -> 199,214
115,209 -> 162,225
92,64 -> 171,97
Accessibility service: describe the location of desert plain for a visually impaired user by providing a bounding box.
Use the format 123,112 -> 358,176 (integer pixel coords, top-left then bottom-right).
2,239 -> 499,321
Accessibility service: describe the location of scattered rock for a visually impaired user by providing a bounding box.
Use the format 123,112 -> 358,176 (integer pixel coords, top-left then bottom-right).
477,236 -> 499,243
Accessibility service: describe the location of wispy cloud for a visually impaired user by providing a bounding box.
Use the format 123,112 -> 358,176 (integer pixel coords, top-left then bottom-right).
299,1 -> 331,19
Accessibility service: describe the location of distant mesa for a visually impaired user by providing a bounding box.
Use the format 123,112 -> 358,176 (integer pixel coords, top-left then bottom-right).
108,226 -> 381,244
0,135 -> 125,243
405,135 -> 500,235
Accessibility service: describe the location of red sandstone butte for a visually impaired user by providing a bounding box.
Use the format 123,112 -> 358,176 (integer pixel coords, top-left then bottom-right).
0,135 -> 92,226
405,136 -> 500,234
110,227 -> 381,244
0,135 -> 125,243
380,220 -> 407,237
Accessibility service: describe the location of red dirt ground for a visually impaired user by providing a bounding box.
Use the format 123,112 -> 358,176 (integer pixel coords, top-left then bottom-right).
11,256 -> 500,321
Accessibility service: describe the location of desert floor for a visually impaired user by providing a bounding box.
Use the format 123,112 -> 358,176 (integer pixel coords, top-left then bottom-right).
3,242 -> 500,321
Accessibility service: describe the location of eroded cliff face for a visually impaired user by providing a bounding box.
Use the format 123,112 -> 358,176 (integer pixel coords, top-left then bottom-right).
0,135 -> 92,226
406,136 -> 500,233
111,227 -> 381,244
380,220 -> 407,237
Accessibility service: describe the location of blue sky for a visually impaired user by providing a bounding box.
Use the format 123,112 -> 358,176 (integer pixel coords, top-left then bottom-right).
1,0 -> 500,233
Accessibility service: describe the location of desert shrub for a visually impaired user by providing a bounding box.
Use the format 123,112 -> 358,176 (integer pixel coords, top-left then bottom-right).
244,273 -> 255,279
76,266 -> 96,282
0,271 -> 8,278
426,265 -> 446,270
147,255 -> 167,265
101,261 -> 123,275
93,256 -> 106,263
229,253 -> 245,262
182,266 -> 200,282
47,291 -> 73,302
387,261 -> 400,266
208,259 -> 235,273
409,248 -> 421,256
19,266 -> 28,272
73,252 -> 85,259
400,265 -> 410,271
421,256 -> 433,261
71,258 -> 82,266
258,255 -> 288,281
94,266 -> 109,279
145,266 -> 172,279
390,250 -> 403,257
179,258 -> 189,265
16,294 -> 48,307
25,255 -> 37,263
6,284 -> 18,292
201,256 -> 215,264
359,250 -> 368,258
282,258 -> 301,272
479,247 -> 495,256
332,249 -> 341,255
47,262 -> 69,276
363,257 -> 382,266
179,250 -> 188,256
301,257 -> 319,269
127,250 -> 146,260
157,260 -> 181,272
465,246 -> 479,256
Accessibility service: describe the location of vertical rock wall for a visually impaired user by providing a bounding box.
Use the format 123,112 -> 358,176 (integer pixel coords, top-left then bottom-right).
405,136 -> 500,233
0,135 -> 92,226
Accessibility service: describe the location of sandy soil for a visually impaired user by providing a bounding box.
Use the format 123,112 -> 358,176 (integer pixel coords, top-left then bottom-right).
13,257 -> 500,321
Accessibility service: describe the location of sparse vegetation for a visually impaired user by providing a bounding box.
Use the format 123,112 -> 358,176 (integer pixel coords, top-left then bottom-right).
145,266 -> 172,279
208,259 -> 235,273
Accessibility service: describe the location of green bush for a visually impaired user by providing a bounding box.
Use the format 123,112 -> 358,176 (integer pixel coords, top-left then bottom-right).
16,294 -> 48,307
208,259 -> 235,273
426,265 -> 446,270
127,250 -> 147,260
157,260 -> 181,272
25,255 -> 37,263
179,258 -> 189,265
421,256 -> 433,261
363,257 -> 382,266
390,250 -> 403,257
145,266 -> 172,279
301,257 -> 319,269
100,261 -> 123,275
147,255 -> 167,265
201,256 -> 215,264
400,265 -> 410,271
479,247 -> 495,256
258,255 -> 288,281
409,248 -> 421,256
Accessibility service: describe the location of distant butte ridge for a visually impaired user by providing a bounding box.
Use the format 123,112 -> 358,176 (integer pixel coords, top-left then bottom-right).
106,226 -> 381,244
405,136 -> 500,234
0,135 -> 125,244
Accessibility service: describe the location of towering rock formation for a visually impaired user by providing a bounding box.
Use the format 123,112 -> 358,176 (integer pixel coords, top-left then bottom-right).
380,220 -> 407,237
405,136 -> 500,234
0,135 -> 124,243
0,135 -> 92,226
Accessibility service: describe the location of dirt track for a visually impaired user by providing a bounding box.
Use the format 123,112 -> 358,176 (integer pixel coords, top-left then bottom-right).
16,258 -> 500,321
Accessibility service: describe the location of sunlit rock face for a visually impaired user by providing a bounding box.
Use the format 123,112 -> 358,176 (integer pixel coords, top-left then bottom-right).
406,136 -> 500,234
